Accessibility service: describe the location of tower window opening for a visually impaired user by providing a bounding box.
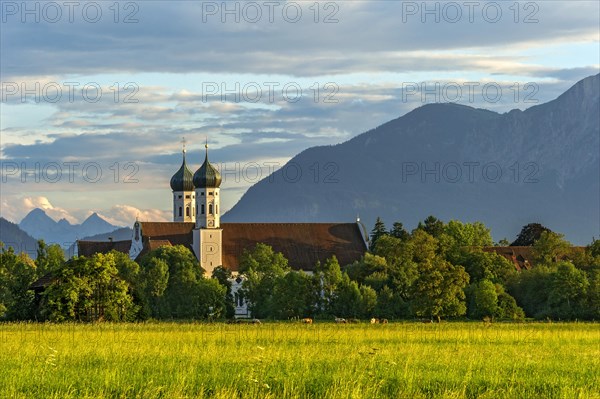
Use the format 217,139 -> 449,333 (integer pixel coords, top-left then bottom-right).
178,207 -> 182,217
201,204 -> 205,215
216,205 -> 218,214
209,204 -> 213,214
186,207 -> 190,217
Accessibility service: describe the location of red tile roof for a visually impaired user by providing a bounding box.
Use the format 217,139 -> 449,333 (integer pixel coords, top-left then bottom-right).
220,223 -> 367,271
78,240 -> 132,258
482,246 -> 535,271
75,222 -> 367,272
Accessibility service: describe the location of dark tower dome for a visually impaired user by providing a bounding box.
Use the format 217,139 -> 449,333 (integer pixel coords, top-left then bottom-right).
170,149 -> 194,192
193,143 -> 222,188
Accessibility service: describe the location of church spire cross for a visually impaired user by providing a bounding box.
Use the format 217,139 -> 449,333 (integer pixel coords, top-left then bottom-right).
181,137 -> 187,154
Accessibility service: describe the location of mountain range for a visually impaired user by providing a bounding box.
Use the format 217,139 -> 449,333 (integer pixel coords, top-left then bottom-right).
18,209 -> 121,248
223,74 -> 600,244
0,217 -> 39,258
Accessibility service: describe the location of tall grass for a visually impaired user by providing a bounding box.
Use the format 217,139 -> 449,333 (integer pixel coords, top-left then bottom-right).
1,322 -> 598,398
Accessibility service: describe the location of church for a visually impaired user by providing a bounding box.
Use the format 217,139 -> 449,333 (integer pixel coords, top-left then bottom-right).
78,142 -> 368,316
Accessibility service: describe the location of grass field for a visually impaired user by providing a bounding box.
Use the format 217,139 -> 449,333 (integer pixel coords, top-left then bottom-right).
1,322 -> 599,399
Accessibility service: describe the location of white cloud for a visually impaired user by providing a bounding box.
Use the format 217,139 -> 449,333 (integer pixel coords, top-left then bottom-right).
0,196 -> 78,224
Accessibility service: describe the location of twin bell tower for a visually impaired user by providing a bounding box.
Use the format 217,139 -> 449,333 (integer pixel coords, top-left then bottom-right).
169,140 -> 222,275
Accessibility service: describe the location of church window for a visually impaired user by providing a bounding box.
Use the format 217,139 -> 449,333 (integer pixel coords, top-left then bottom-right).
178,195 -> 182,199
201,204 -> 205,214
186,195 -> 190,199
216,205 -> 218,214
193,207 -> 195,216
209,192 -> 213,196
209,204 -> 213,214
201,192 -> 204,196
186,206 -> 190,217
178,207 -> 182,217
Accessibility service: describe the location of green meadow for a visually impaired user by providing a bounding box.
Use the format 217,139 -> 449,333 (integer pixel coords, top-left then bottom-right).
1,322 -> 598,399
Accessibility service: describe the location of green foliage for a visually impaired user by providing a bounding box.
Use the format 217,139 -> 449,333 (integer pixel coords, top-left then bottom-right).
457,249 -> 516,285
546,261 -> 589,319
511,223 -> 552,246
35,240 -> 65,276
369,217 -> 388,251
389,222 -> 409,241
331,274 -> 363,318
140,245 -> 224,319
314,256 -> 342,315
532,231 -> 572,266
239,243 -> 289,319
416,215 -> 445,238
345,253 -> 388,284
411,257 -> 469,321
212,266 -> 235,318
271,271 -> 315,319
43,253 -> 135,322
439,220 -> 493,263
467,279 -> 498,319
496,288 -> 525,321
0,244 -> 38,320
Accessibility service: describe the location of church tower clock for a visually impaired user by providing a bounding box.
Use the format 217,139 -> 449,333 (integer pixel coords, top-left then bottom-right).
192,141 -> 222,275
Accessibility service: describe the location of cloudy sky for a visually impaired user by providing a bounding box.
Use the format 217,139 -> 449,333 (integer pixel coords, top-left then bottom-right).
1,0 -> 599,226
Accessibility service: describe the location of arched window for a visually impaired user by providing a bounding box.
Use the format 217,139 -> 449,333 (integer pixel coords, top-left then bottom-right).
178,207 -> 182,217
193,206 -> 195,216
209,204 -> 213,214
201,204 -> 205,215
216,205 -> 218,214
186,206 -> 190,217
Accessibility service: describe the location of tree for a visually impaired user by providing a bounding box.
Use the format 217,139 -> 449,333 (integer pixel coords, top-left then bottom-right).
438,220 -> 493,263
410,257 -> 469,322
389,222 -> 409,241
507,266 -> 553,318
239,244 -> 289,318
314,256 -> 343,315
496,287 -> 525,321
467,279 -> 499,320
532,231 -> 572,266
546,261 -> 589,319
331,274 -> 363,318
458,249 -> 516,285
344,253 -> 388,284
0,244 -> 38,320
35,240 -> 65,276
212,266 -> 235,318
369,217 -> 387,252
374,285 -> 408,319
271,271 -> 315,319
139,245 -> 224,319
511,223 -> 552,246
359,285 -> 377,318
416,215 -> 445,238
43,253 -> 135,322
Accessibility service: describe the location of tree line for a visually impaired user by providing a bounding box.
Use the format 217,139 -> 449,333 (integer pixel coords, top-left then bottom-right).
1,217 -> 598,322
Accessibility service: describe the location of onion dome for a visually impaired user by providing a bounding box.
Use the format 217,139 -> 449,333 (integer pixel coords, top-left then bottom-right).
193,143 -> 222,188
170,149 -> 194,192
